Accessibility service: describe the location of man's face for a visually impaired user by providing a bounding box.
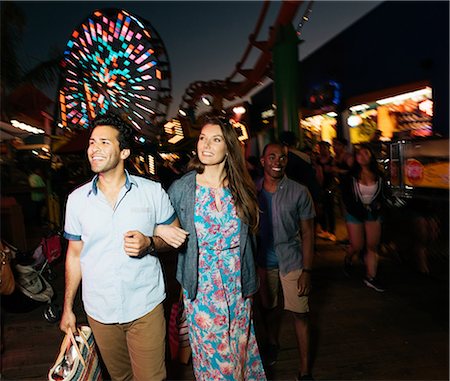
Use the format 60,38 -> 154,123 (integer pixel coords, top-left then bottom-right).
87,125 -> 129,174
261,144 -> 288,179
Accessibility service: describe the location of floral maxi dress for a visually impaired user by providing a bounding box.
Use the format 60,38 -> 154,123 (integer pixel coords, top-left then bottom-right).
184,185 -> 266,381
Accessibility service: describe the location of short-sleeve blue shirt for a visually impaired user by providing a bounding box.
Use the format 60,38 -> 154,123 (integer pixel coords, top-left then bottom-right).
64,170 -> 175,324
256,176 -> 316,275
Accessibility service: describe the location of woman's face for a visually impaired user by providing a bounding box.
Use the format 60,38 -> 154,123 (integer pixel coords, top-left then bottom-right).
197,123 -> 228,166
355,147 -> 372,166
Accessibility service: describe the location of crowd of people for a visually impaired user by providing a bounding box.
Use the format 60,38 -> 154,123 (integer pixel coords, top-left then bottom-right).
59,111 -> 394,381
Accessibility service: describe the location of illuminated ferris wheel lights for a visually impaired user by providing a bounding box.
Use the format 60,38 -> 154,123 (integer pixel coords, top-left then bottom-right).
131,120 -> 141,130
60,9 -> 171,133
135,103 -> 154,113
133,110 -> 144,120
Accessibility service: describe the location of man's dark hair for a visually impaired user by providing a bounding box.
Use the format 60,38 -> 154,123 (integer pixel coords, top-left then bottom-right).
261,142 -> 285,157
91,112 -> 134,150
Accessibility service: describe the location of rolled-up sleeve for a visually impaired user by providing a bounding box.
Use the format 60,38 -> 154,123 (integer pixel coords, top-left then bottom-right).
63,193 -> 82,241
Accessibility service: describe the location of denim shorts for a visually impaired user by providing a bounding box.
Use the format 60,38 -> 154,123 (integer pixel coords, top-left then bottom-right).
345,212 -> 382,224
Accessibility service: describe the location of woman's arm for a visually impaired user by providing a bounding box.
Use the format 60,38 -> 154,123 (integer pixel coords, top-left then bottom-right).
154,222 -> 189,249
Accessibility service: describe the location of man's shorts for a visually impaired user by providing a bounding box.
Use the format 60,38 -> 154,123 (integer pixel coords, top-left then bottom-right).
257,267 -> 309,313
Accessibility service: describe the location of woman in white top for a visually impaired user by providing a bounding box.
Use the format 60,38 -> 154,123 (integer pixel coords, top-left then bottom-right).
341,144 -> 387,292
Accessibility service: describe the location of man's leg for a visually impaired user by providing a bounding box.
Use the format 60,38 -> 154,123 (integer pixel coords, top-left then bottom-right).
293,312 -> 311,376
87,315 -> 133,381
126,303 -> 166,381
280,269 -> 312,377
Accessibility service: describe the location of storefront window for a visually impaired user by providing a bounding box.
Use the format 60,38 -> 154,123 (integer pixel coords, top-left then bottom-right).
300,112 -> 337,145
347,86 -> 433,144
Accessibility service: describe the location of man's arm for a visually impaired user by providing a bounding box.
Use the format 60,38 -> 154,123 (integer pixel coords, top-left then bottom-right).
60,240 -> 83,333
300,218 -> 314,270
297,218 -> 315,296
124,217 -> 188,256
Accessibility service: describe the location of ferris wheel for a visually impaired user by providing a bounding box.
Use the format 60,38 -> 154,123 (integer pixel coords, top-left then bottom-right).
58,8 -> 172,140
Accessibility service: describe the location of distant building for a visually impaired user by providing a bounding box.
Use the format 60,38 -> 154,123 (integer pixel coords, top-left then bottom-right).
249,1 -> 449,150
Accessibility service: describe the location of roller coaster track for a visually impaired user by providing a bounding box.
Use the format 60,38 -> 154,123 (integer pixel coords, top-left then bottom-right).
178,1 -> 303,114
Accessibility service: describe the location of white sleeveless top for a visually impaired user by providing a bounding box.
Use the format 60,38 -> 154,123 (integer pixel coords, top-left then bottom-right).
357,182 -> 378,205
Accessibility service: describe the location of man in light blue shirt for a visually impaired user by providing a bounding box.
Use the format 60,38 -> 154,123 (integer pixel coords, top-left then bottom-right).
60,112 -> 188,381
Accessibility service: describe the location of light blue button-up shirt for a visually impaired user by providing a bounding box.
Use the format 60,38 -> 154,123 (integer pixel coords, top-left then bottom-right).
64,171 -> 175,324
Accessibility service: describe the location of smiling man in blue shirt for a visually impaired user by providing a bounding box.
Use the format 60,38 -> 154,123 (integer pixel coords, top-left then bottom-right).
60,112 -> 188,381
256,143 -> 315,381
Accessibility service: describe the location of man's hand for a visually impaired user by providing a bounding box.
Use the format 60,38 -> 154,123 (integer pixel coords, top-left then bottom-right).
154,224 -> 189,248
297,271 -> 311,296
124,230 -> 151,257
60,309 -> 77,334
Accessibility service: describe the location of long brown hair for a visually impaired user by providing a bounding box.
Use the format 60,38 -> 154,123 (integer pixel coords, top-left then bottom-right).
188,115 -> 259,233
350,143 -> 383,180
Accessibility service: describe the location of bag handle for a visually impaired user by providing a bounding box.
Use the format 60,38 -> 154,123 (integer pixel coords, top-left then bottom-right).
67,327 -> 86,368
48,327 -> 90,381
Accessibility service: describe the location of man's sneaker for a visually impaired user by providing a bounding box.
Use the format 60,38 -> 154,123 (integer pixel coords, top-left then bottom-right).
364,276 -> 385,292
296,373 -> 314,381
264,344 -> 279,366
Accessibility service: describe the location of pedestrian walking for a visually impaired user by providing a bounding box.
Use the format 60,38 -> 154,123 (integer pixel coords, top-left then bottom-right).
315,141 -> 337,241
256,143 -> 316,381
341,143 -> 387,292
60,112 -> 187,381
155,114 -> 266,381
28,165 -> 47,225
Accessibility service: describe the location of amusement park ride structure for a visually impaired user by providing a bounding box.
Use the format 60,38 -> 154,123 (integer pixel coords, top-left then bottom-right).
55,1 -> 314,157
177,1 -> 314,123
58,8 -> 172,143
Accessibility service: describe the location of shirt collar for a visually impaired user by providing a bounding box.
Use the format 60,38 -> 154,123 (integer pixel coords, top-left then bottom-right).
257,175 -> 288,192
88,170 -> 137,196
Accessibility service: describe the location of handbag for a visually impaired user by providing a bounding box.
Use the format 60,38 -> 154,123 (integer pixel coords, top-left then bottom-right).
168,290 -> 191,365
48,326 -> 103,381
1,242 -> 15,295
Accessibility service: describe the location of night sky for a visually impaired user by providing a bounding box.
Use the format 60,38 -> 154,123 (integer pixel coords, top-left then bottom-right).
15,1 -> 382,118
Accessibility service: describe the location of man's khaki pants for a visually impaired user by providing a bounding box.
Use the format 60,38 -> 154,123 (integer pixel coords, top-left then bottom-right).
88,303 -> 166,381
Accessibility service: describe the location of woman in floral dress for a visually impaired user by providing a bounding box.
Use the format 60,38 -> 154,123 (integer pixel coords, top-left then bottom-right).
156,115 -> 266,380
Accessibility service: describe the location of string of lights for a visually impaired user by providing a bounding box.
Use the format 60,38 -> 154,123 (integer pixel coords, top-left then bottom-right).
296,1 -> 314,37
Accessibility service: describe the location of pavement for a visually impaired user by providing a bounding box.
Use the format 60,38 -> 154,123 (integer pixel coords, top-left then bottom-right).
1,219 -> 448,381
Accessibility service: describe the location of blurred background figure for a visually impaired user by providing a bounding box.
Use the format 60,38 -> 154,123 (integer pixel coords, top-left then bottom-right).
280,131 -> 321,208
368,129 -> 384,159
315,141 -> 336,241
331,138 -> 354,242
28,166 -> 47,226
341,143 -> 388,292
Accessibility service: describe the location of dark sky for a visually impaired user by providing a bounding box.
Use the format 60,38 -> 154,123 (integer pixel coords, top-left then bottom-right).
15,1 -> 382,118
